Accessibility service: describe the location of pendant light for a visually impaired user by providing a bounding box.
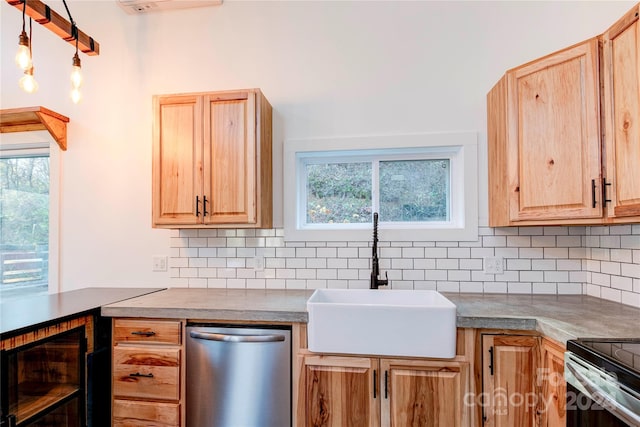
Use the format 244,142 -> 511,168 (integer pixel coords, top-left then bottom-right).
19,67 -> 39,93
18,16 -> 38,93
70,29 -> 82,104
15,0 -> 32,71
64,1 -> 83,104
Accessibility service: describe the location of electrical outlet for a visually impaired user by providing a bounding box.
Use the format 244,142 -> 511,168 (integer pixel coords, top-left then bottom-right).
152,256 -> 168,272
252,256 -> 265,272
483,257 -> 504,274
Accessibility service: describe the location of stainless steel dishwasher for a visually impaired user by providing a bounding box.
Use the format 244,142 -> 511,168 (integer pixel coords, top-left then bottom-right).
186,325 -> 291,427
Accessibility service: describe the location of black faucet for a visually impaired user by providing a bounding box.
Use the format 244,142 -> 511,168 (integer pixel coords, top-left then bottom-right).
370,212 -> 389,289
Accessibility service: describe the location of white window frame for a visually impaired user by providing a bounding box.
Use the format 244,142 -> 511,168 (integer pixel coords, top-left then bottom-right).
0,132 -> 61,294
284,132 -> 478,242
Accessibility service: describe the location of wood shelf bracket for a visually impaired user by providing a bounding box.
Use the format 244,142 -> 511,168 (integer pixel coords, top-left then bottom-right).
0,106 -> 70,151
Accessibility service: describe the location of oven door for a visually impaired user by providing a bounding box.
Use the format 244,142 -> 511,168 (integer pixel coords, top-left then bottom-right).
565,352 -> 640,427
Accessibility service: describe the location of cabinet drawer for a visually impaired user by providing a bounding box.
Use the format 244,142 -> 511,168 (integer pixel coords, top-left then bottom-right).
114,319 -> 182,344
113,346 -> 180,401
113,399 -> 180,427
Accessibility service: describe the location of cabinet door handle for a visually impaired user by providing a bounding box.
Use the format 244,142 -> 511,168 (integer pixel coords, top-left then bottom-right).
131,331 -> 156,337
373,369 -> 377,399
203,195 -> 209,216
384,370 -> 388,399
602,178 -> 611,207
129,372 -> 154,378
591,179 -> 597,208
196,195 -> 201,217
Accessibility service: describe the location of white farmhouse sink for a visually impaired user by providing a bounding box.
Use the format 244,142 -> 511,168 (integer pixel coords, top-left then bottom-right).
307,289 -> 457,358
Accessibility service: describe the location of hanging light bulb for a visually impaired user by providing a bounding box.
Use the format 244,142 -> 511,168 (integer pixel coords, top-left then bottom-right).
70,51 -> 82,104
70,87 -> 82,104
15,0 -> 32,71
71,52 -> 82,89
15,31 -> 32,70
19,67 -> 38,93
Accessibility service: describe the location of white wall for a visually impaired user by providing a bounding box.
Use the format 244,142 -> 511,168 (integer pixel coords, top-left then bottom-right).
0,1 -> 636,292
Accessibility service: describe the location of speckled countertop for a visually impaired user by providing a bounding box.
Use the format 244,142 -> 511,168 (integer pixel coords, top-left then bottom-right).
444,293 -> 640,343
101,288 -> 313,323
100,289 -> 640,344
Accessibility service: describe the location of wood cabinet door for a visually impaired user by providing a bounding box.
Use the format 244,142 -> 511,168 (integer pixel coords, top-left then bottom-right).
603,4 -> 640,220
303,355 -> 379,427
507,39 -> 602,222
482,335 -> 541,427
381,358 -> 469,427
203,91 -> 257,225
153,94 -> 204,226
539,338 -> 566,427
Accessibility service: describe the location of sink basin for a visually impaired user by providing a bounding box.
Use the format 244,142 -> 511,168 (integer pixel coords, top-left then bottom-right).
307,289 -> 457,358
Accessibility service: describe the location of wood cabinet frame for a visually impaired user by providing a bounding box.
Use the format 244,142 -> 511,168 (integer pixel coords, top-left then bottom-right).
152,89 -> 273,229
488,2 -> 640,226
297,328 -> 477,427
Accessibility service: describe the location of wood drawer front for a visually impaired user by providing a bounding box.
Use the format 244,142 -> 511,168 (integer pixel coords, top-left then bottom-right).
113,346 -> 180,401
113,399 -> 180,427
114,319 -> 181,345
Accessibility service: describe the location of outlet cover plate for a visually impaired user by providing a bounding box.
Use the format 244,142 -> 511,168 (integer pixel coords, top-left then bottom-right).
483,257 -> 504,274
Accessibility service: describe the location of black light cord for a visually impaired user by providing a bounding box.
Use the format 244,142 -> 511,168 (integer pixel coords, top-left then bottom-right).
21,0 -> 26,32
62,0 -> 79,54
29,17 -> 33,58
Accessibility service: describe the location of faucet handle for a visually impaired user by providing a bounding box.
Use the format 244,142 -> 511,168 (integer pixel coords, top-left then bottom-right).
380,271 -> 389,287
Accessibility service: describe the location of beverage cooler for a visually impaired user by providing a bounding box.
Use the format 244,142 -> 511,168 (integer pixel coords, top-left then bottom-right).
0,327 -> 86,427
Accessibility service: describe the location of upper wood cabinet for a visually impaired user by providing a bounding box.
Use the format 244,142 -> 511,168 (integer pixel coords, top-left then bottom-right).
488,39 -> 602,226
488,3 -> 640,226
603,3 -> 640,220
152,89 -> 273,229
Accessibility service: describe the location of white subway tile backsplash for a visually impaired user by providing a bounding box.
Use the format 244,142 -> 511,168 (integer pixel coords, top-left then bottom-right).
532,236 -> 556,247
622,263 -> 640,279
601,261 -> 621,276
518,227 -> 544,236
622,235 -> 640,249
168,225 -> 640,308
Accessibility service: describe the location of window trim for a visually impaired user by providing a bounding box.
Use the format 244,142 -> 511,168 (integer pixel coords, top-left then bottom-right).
0,134 -> 60,294
283,132 -> 478,242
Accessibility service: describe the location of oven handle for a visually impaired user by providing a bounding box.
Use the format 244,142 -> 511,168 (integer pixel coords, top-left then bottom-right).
565,354 -> 640,426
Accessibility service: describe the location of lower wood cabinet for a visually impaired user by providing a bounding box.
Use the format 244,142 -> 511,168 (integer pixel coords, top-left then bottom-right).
111,319 -> 184,427
381,358 -> 470,427
301,329 -> 475,427
480,333 -> 566,427
304,355 -> 379,427
113,399 -> 181,427
539,338 -> 566,427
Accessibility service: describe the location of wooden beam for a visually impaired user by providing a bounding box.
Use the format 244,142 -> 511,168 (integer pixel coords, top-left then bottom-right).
6,0 -> 100,56
0,106 -> 70,151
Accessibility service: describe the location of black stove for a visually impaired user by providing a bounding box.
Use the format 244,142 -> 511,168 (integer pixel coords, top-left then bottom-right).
566,338 -> 640,427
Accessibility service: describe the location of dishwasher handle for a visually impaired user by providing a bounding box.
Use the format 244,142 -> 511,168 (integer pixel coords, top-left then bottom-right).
189,330 -> 286,343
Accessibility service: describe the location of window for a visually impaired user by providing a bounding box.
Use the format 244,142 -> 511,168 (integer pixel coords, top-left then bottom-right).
284,132 -> 478,241
0,141 -> 54,299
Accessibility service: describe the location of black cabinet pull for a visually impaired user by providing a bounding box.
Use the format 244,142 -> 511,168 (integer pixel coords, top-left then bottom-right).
131,331 -> 156,337
384,370 -> 388,399
489,346 -> 494,376
196,195 -> 201,217
591,179 -> 597,208
603,178 -> 612,207
129,372 -> 154,378
203,195 -> 209,216
373,369 -> 377,399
